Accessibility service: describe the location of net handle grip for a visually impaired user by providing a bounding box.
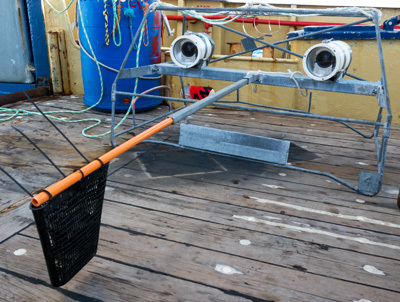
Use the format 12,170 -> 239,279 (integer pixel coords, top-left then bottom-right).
32,118 -> 174,207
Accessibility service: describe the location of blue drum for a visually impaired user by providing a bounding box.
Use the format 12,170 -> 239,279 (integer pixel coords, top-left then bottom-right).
79,0 -> 161,112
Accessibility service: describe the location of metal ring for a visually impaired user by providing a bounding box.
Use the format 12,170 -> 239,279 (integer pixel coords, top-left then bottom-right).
95,158 -> 105,167
74,169 -> 85,178
41,189 -> 53,200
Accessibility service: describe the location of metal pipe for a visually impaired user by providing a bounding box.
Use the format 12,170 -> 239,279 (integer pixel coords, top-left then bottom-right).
167,14 -> 400,29
191,102 -> 384,126
113,8 -> 152,83
159,6 -> 374,18
113,80 -> 256,142
112,92 -> 384,127
111,6 -> 154,143
130,85 -> 171,126
373,15 -> 391,177
210,44 -> 280,63
168,14 -> 345,27
111,85 -> 171,147
113,108 -> 180,139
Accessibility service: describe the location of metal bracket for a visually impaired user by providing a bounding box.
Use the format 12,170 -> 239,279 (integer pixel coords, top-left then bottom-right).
244,71 -> 261,84
358,171 -> 382,194
36,77 -> 51,90
241,37 -> 257,51
377,78 -> 387,108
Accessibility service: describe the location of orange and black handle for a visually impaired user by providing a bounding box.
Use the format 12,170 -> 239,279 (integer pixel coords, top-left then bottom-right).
32,118 -> 174,206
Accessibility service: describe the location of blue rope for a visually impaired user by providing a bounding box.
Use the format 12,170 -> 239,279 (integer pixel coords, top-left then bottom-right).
125,0 -> 138,49
44,0 -> 75,14
111,0 -> 122,46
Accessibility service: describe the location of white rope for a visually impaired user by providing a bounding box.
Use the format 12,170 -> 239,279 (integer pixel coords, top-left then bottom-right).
288,69 -> 308,97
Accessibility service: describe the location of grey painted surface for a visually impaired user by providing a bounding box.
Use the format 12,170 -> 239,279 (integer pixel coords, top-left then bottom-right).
0,0 -> 34,83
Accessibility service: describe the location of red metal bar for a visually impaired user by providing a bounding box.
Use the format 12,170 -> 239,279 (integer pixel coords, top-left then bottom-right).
167,14 -> 343,27
166,14 -> 400,29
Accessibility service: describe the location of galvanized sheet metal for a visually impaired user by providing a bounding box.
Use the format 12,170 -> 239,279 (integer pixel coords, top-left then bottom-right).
179,124 -> 290,165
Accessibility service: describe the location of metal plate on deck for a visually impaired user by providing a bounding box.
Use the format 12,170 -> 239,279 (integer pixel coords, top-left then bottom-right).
179,124 -> 290,165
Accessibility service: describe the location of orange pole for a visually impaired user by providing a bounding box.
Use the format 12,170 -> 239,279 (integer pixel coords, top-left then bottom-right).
32,118 -> 174,207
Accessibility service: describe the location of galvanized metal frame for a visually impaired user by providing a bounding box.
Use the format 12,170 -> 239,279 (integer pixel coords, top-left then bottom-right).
110,5 -> 391,196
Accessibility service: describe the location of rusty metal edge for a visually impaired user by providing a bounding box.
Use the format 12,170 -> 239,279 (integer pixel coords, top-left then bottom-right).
0,87 -> 51,107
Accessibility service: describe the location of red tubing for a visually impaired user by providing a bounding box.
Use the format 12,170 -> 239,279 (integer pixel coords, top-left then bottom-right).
166,14 -> 400,29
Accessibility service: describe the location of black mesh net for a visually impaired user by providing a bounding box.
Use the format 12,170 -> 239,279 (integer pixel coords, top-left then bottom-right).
31,164 -> 109,287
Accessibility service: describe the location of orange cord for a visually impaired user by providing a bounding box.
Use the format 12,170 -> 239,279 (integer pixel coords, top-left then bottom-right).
141,2 -> 149,46
32,118 -> 174,207
111,0 -> 121,37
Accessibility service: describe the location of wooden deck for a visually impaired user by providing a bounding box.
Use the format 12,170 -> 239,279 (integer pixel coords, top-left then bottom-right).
1,96 -> 400,301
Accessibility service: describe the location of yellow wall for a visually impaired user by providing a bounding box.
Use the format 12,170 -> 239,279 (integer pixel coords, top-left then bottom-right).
293,39 -> 399,121
44,0 -> 400,123
42,0 -> 82,94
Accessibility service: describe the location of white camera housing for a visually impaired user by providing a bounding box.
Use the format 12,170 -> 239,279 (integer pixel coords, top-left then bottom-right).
170,32 -> 215,69
303,40 -> 352,82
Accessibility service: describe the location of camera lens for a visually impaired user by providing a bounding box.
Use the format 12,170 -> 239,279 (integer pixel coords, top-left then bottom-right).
181,41 -> 197,57
316,50 -> 335,68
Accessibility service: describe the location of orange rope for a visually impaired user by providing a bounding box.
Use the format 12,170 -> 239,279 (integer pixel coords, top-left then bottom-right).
141,2 -> 149,46
112,0 -> 122,36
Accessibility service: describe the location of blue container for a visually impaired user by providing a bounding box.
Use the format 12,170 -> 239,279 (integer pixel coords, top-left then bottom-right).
79,0 -> 162,112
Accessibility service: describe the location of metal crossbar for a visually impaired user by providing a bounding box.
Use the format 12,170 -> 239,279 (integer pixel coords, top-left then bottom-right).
110,4 -> 391,196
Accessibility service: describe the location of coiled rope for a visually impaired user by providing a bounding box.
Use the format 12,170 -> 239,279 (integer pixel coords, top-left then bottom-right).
1,0 -> 148,138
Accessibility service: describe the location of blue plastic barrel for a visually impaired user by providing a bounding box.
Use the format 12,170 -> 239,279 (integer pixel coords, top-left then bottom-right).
79,0 -> 161,112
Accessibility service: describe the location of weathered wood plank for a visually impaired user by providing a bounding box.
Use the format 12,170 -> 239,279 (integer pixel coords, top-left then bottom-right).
1,234 -> 254,302
97,224 -> 399,302
33,197 -> 398,292
103,179 -> 400,259
94,199 -> 399,291
0,102 -> 168,211
21,221 -> 398,302
2,96 -> 400,301
112,154 -> 400,215
0,200 -> 33,243
126,144 -> 400,196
